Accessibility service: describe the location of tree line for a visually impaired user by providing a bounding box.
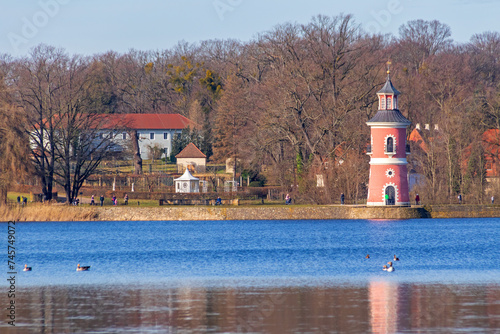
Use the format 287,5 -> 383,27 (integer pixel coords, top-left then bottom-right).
1,14 -> 499,204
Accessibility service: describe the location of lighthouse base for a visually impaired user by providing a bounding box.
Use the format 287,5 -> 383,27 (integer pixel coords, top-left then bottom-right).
366,201 -> 411,207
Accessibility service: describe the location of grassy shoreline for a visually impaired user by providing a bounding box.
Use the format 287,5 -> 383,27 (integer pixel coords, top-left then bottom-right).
1,204 -> 99,221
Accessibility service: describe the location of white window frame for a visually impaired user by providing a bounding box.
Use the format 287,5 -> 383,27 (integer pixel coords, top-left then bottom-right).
386,96 -> 392,110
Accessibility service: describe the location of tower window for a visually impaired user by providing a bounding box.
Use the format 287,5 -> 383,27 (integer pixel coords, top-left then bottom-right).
386,137 -> 394,153
386,96 -> 392,110
380,97 -> 385,110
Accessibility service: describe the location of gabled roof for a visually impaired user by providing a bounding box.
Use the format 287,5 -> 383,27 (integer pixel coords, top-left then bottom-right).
409,128 -> 429,153
377,75 -> 401,95
101,113 -> 197,130
175,143 -> 206,158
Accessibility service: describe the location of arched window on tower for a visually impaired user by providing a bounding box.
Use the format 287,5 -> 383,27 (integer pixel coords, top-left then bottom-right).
386,96 -> 392,110
386,137 -> 394,153
380,96 -> 386,110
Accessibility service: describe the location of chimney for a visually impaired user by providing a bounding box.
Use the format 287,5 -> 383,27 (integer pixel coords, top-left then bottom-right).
425,124 -> 430,130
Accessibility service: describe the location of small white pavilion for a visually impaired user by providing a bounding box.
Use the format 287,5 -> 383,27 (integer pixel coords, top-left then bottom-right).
174,168 -> 200,193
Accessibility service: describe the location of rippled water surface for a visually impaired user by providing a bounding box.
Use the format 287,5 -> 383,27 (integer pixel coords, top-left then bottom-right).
1,218 -> 499,333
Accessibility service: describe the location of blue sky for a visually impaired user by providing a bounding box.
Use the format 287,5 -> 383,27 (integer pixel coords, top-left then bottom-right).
1,0 -> 500,57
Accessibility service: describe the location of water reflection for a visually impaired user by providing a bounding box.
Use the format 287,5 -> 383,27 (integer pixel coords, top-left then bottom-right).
2,282 -> 498,333
369,281 -> 399,334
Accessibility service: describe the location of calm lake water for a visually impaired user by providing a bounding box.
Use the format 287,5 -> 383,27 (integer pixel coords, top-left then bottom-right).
1,218 -> 499,333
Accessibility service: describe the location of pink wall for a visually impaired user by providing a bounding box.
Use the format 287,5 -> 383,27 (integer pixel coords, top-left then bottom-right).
367,126 -> 410,206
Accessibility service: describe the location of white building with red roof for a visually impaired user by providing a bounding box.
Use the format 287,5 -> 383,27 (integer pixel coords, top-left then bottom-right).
103,113 -> 197,160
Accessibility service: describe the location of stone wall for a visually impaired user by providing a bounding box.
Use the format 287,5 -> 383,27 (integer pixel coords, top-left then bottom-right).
95,205 -> 500,221
5,204 -> 500,222
96,205 -> 430,221
425,205 -> 500,218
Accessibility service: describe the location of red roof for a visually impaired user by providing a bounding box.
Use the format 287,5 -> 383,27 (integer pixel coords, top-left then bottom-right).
460,129 -> 500,177
35,113 -> 197,131
409,128 -> 429,153
480,129 -> 500,177
102,113 -> 197,130
482,129 -> 500,154
175,143 -> 206,158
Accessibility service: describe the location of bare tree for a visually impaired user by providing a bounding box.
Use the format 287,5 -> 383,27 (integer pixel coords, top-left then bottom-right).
395,19 -> 453,73
468,31 -> 500,87
13,45 -> 124,203
213,75 -> 254,180
50,55 -> 122,204
251,15 -> 379,194
126,130 -> 142,174
13,45 -> 67,201
0,66 -> 31,204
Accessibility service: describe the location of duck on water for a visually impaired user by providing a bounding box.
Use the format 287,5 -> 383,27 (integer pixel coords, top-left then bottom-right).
77,264 -> 91,271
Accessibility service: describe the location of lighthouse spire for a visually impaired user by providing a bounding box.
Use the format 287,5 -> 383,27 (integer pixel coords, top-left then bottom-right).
374,61 -> 402,112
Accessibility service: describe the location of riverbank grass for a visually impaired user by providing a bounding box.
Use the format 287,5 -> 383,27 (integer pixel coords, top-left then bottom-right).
0,204 -> 99,221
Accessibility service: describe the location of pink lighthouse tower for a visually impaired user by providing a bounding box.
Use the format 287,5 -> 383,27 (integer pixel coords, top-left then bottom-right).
366,66 -> 411,206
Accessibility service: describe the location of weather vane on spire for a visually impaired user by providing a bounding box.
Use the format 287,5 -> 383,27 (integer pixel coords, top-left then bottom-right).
386,60 -> 392,75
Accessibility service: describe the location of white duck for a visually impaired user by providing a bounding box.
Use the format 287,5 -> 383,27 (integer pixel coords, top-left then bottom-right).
386,261 -> 395,272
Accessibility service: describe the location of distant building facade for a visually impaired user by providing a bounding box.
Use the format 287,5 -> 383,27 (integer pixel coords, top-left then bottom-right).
102,113 -> 197,160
